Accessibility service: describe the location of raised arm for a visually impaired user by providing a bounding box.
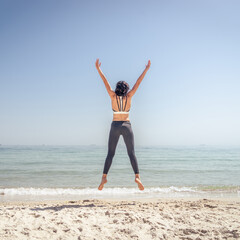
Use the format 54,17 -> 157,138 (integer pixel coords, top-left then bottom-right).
95,59 -> 115,97
128,60 -> 151,97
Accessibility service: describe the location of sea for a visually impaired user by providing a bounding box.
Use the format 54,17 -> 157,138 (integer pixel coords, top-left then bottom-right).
0,145 -> 239,202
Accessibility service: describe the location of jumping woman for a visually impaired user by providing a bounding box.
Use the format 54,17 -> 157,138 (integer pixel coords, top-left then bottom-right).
96,59 -> 151,191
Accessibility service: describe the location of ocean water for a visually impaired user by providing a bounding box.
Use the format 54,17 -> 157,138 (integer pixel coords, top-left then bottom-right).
0,145 -> 239,201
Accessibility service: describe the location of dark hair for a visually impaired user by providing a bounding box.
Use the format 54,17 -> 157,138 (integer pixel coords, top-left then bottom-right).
115,81 -> 129,96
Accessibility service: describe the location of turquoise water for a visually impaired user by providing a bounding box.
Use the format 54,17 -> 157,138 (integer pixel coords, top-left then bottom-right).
0,145 -> 240,201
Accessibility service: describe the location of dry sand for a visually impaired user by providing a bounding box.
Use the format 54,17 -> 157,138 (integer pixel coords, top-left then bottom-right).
0,198 -> 240,240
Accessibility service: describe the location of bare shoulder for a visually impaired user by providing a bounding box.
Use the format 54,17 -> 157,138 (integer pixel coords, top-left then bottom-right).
127,91 -> 134,98
109,90 -> 116,99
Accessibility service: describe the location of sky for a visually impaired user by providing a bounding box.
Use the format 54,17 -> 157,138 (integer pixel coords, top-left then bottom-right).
0,0 -> 240,146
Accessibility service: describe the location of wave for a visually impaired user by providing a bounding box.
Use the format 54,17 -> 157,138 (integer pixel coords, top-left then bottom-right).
0,186 -> 239,197
0,186 -> 197,196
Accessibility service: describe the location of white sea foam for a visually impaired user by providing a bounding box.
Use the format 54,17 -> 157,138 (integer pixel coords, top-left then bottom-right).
0,186 -> 199,196
1,187 -> 239,202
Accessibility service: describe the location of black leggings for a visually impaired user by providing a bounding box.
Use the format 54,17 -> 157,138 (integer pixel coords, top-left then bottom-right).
103,121 -> 139,174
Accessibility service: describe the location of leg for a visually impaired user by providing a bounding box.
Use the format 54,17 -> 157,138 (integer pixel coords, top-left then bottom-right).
121,123 -> 144,190
103,124 -> 120,174
121,123 -> 139,174
98,123 -> 120,190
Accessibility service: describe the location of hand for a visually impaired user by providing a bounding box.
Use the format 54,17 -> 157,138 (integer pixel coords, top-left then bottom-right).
145,60 -> 151,70
95,58 -> 101,69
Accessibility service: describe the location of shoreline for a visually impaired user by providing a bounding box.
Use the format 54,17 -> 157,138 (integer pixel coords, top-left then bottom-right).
1,195 -> 240,205
1,185 -> 239,204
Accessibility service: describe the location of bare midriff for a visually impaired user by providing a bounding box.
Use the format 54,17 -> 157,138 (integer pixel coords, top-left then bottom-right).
111,93 -> 132,122
113,113 -> 130,122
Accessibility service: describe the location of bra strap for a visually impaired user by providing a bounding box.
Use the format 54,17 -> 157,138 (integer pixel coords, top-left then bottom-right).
124,96 -> 128,111
116,95 -> 121,111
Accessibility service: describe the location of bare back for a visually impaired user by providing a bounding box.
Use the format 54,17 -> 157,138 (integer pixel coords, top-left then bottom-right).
110,93 -> 132,121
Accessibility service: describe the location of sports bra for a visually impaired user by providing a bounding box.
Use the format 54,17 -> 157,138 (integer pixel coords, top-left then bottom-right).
112,95 -> 130,114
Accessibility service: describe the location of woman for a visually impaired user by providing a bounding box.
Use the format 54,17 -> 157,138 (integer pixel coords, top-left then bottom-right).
95,58 -> 151,191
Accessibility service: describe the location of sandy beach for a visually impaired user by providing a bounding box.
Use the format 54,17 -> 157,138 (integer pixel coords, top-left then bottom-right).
0,198 -> 240,240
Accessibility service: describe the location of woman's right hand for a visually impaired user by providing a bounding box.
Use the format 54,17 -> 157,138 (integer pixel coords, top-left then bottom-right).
145,60 -> 151,70
95,58 -> 101,70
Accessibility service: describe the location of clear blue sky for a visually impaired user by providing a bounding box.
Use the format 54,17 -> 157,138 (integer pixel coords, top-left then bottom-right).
1,0 -> 240,146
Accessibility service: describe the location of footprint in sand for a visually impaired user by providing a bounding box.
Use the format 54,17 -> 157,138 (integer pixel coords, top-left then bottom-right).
105,210 -> 110,216
56,221 -> 64,225
130,234 -> 139,239
74,219 -> 83,223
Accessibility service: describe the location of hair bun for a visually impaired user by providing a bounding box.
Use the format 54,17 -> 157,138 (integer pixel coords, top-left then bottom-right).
115,81 -> 129,96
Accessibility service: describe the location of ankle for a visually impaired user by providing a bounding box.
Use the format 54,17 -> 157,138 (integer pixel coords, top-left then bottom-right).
102,174 -> 107,178
135,173 -> 140,178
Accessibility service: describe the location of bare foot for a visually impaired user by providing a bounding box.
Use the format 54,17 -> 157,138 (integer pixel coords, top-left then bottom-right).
98,177 -> 107,190
135,177 -> 144,191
